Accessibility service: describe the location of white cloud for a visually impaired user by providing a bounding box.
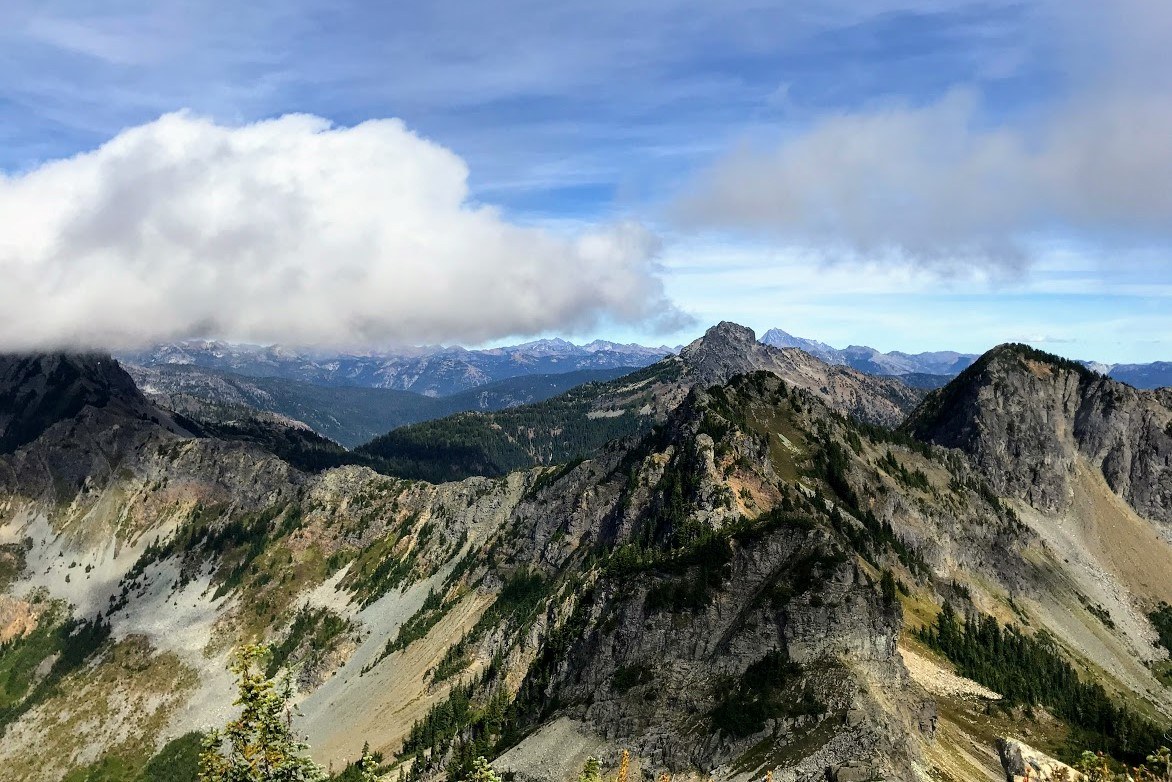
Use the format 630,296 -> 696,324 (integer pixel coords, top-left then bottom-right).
0,112 -> 686,350
674,1 -> 1172,272
675,89 -> 1172,270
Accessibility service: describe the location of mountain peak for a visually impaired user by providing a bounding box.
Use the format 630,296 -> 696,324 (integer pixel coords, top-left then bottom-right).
974,343 -> 1100,382
689,321 -> 757,349
903,339 -> 1172,527
0,352 -> 148,453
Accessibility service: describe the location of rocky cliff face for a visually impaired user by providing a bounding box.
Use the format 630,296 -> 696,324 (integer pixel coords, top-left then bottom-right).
478,373 -> 945,781
0,353 -> 164,453
904,344 -> 1172,525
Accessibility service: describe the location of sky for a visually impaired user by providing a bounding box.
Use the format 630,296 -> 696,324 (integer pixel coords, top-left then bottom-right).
1,1 -> 1171,363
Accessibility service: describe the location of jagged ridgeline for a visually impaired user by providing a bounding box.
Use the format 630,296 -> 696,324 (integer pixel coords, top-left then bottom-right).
356,322 -> 925,483
0,326 -> 1171,782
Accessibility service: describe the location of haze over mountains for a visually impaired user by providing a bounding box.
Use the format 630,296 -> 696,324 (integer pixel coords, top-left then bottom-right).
124,330 -> 1172,396
2,320 -> 1172,782
126,364 -> 639,449
119,339 -> 677,396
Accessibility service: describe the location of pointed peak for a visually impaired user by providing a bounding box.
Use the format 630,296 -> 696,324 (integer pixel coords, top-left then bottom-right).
696,321 -> 757,346
674,322 -> 766,387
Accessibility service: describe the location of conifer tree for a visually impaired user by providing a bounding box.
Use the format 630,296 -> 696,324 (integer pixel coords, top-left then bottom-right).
463,757 -> 501,782
356,741 -> 379,782
198,644 -> 325,782
577,757 -> 601,782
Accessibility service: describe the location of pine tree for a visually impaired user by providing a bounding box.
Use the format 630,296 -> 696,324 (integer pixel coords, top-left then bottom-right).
463,757 -> 501,782
577,757 -> 601,782
198,644 -> 325,782
357,741 -> 379,782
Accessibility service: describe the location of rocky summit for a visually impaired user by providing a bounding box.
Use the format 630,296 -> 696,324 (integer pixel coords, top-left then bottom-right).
0,324 -> 1170,782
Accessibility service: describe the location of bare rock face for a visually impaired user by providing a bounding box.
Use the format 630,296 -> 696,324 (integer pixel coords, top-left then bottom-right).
494,376 -> 937,781
905,344 -> 1172,524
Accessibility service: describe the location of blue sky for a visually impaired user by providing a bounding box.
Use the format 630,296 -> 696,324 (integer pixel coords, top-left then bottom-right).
2,1 -> 1171,362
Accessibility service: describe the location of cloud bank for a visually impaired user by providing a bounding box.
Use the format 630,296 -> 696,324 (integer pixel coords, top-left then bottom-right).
0,112 -> 685,350
676,1 -> 1172,271
676,90 -> 1172,270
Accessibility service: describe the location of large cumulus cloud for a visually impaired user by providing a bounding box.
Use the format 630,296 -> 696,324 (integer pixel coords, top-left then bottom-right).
0,112 -> 685,350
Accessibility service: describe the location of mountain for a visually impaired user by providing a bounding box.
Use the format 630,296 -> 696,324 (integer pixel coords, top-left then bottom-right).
126,364 -> 637,448
2,330 -> 1172,782
119,339 -> 673,396
760,328 -> 979,378
1108,361 -> 1172,390
0,353 -> 162,453
904,343 -> 1172,525
357,322 -> 926,482
757,328 -> 844,364
763,327 -> 1172,391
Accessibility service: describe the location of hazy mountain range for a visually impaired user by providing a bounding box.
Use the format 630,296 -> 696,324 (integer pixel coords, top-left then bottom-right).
759,328 -> 979,377
125,364 -> 638,448
113,332 -> 1172,454
122,331 -> 1172,395
119,338 -> 677,396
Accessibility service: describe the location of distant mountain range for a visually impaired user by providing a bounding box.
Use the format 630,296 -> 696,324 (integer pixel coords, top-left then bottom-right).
1095,361 -> 1172,389
119,338 -> 675,396
126,363 -> 638,448
120,327 -> 1172,426
761,328 -> 1172,390
760,328 -> 978,377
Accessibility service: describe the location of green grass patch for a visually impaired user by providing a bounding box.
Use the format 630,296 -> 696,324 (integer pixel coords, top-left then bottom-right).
0,607 -> 112,729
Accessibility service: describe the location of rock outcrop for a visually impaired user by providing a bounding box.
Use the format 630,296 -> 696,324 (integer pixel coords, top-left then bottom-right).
997,738 -> 1081,782
679,322 -> 925,428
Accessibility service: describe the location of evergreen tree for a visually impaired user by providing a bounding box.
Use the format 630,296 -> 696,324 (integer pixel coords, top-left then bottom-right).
577,757 -> 601,782
462,757 -> 501,782
198,644 -> 325,782
356,742 -> 380,782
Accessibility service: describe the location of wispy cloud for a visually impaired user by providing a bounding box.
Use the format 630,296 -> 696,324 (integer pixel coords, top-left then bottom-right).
0,1 -> 1030,210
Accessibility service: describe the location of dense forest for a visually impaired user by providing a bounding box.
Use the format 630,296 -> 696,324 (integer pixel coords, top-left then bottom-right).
917,605 -> 1166,765
356,362 -> 679,482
